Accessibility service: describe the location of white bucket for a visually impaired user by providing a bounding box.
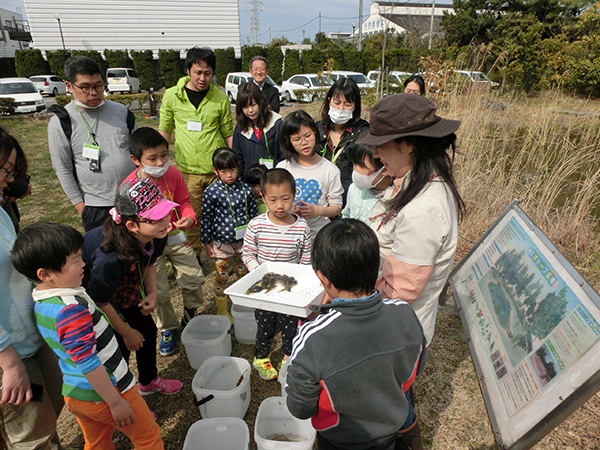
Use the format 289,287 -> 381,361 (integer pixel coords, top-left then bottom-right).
278,362 -> 288,399
181,315 -> 232,370
183,417 -> 249,450
192,356 -> 251,419
232,304 -> 257,344
255,397 -> 316,450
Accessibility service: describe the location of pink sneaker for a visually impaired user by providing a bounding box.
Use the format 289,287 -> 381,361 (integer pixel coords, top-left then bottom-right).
138,376 -> 183,396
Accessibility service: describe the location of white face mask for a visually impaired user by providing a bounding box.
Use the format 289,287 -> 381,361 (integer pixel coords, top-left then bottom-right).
352,166 -> 386,190
142,160 -> 170,178
328,106 -> 354,125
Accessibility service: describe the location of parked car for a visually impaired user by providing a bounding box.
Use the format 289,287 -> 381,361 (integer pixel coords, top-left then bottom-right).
367,70 -> 411,87
0,78 -> 46,114
30,75 -> 67,96
452,70 -> 499,92
328,71 -> 374,88
225,72 -> 281,103
106,68 -> 141,94
280,74 -> 333,102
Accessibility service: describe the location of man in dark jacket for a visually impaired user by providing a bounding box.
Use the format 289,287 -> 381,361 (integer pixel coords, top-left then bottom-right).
250,56 -> 280,113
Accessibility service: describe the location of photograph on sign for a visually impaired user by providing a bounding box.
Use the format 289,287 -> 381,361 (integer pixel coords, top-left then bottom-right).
450,201 -> 600,449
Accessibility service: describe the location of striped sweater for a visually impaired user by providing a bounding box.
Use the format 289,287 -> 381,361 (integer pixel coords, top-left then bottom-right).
242,212 -> 312,271
32,287 -> 135,402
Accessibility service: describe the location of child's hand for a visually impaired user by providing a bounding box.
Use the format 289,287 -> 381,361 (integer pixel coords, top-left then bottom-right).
139,292 -> 156,316
123,327 -> 144,351
109,397 -> 136,428
296,201 -> 317,219
204,242 -> 216,259
174,217 -> 194,231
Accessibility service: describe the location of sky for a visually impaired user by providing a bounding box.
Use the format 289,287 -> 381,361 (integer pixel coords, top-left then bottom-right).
3,0 -> 450,45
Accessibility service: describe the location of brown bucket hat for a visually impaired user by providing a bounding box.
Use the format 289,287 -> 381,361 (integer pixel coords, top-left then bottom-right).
357,93 -> 461,147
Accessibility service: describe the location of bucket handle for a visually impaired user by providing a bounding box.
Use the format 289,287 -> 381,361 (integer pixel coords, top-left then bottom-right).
193,394 -> 214,407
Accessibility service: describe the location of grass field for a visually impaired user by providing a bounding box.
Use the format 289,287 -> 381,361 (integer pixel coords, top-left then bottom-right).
2,89 -> 600,449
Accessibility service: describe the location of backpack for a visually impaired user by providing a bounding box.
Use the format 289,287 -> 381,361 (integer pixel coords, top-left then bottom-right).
48,104 -> 136,141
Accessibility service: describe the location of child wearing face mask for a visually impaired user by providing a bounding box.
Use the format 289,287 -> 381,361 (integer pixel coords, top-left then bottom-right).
125,127 -> 205,357
342,144 -> 391,224
316,78 -> 370,207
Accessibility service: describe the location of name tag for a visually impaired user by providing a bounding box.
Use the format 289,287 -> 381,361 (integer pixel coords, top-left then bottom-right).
82,143 -> 100,160
235,225 -> 247,240
259,158 -> 274,169
167,230 -> 187,245
187,120 -> 203,131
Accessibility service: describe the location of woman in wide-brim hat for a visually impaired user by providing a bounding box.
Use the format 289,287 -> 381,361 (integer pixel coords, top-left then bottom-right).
358,93 -> 465,345
358,93 -> 464,448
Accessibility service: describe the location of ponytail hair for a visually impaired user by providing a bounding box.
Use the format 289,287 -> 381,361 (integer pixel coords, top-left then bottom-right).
101,215 -> 143,263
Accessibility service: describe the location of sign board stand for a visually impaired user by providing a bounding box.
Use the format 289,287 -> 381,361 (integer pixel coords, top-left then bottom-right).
449,199 -> 600,450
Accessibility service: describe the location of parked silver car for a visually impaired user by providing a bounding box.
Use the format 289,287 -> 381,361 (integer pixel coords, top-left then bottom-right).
30,75 -> 67,96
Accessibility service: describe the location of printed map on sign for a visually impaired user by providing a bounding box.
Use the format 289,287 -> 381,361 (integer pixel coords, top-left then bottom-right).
453,215 -> 600,418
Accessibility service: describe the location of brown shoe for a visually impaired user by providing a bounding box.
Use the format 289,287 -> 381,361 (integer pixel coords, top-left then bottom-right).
396,417 -> 423,450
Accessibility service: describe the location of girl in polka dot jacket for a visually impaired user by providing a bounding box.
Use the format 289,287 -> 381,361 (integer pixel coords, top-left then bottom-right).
200,148 -> 258,321
276,110 -> 343,239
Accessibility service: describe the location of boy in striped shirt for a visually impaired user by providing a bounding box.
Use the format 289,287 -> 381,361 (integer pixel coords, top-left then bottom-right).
242,168 -> 312,380
11,223 -> 163,449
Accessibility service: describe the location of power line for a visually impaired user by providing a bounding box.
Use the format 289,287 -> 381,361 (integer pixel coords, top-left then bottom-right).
271,16 -> 318,33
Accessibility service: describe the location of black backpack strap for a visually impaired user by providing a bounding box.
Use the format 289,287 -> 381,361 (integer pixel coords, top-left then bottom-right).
48,104 -> 72,141
126,108 -> 136,134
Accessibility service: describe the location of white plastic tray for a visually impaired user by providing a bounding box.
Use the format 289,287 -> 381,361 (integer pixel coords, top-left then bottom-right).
224,262 -> 324,318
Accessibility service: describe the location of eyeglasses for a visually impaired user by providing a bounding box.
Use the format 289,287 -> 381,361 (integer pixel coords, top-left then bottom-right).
0,167 -> 17,179
290,133 -> 315,144
72,82 -> 105,94
139,214 -> 171,225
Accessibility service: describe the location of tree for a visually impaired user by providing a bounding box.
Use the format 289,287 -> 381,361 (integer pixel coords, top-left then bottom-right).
158,49 -> 183,89
441,0 -> 497,46
301,48 -> 325,73
283,49 -> 302,79
131,50 -> 159,91
46,50 -> 71,78
15,50 -> 50,78
214,47 -> 235,87
266,46 -> 284,83
527,287 -> 568,340
269,36 -> 291,47
104,49 -> 133,69
491,13 -> 547,91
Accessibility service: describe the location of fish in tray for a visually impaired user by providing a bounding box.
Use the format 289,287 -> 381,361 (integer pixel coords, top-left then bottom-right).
246,272 -> 298,295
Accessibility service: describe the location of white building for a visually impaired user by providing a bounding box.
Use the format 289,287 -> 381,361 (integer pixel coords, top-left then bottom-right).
22,0 -> 242,58
357,1 -> 454,38
0,7 -> 28,58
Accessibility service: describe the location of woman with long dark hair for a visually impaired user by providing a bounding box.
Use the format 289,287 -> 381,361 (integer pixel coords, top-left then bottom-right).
358,93 -> 464,450
316,78 -> 369,204
232,82 -> 283,177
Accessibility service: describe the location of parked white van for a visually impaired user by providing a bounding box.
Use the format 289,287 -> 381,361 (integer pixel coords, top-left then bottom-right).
225,72 -> 280,103
106,68 -> 141,94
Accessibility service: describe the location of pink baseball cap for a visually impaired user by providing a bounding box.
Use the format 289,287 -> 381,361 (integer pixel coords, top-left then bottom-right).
115,178 -> 178,220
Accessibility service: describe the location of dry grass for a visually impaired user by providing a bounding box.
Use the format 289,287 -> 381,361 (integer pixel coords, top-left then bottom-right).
2,91 -> 600,449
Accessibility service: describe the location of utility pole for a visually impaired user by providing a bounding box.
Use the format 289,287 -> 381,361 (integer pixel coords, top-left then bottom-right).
319,13 -> 321,34
358,0 -> 363,51
428,0 -> 436,50
55,14 -> 66,50
250,0 -> 260,45
269,27 -> 271,43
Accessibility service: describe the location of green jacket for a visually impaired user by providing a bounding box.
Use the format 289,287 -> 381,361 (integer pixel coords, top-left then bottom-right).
159,77 -> 234,174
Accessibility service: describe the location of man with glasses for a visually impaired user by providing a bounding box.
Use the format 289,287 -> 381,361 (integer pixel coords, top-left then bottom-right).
249,56 -> 280,113
48,56 -> 137,231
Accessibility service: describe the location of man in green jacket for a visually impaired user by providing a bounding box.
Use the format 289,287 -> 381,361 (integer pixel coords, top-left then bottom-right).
159,47 -> 234,257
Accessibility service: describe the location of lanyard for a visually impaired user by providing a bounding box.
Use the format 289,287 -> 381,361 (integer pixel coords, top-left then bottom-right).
263,129 -> 270,156
137,256 -> 151,300
0,214 -> 16,247
322,129 -> 344,163
224,181 -> 248,228
162,177 -> 181,222
76,106 -> 100,145
356,189 -> 368,220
